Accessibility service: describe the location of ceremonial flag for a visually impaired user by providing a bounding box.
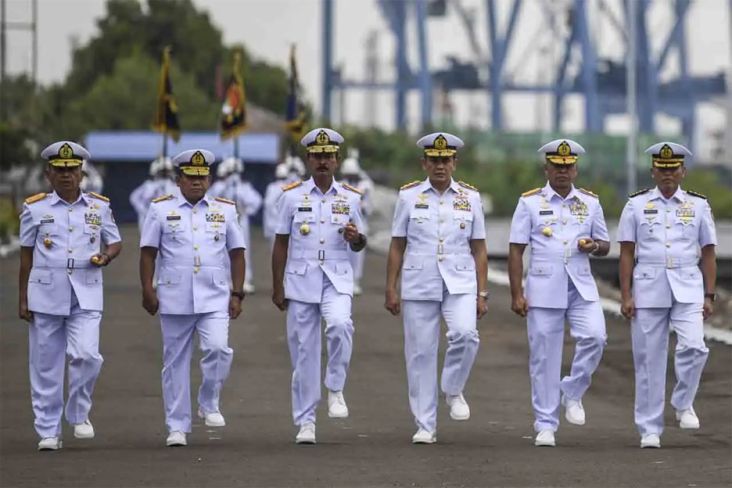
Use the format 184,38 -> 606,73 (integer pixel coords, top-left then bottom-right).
285,44 -> 307,141
152,46 -> 181,142
220,51 -> 247,139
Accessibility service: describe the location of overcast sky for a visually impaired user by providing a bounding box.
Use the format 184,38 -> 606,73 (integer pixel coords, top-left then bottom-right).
4,0 -> 730,156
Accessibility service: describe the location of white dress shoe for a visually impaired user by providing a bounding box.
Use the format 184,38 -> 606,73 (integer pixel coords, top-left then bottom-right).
37,437 -> 62,451
166,431 -> 187,447
534,430 -> 556,447
676,407 -> 700,429
327,390 -> 349,418
446,393 -> 470,421
243,282 -> 256,294
353,283 -> 363,296
640,434 -> 661,448
412,428 -> 436,444
295,422 -> 316,444
73,419 -> 95,439
198,409 -> 226,427
562,396 -> 586,425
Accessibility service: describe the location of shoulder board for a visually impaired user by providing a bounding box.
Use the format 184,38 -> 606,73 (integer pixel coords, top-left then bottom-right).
342,182 -> 363,195
151,194 -> 174,203
25,192 -> 47,205
215,197 -> 236,205
686,190 -> 707,200
579,188 -> 598,198
281,180 -> 303,192
88,191 -> 110,203
628,188 -> 651,198
400,180 -> 421,190
24,192 -> 47,205
521,187 -> 542,198
458,181 -> 478,192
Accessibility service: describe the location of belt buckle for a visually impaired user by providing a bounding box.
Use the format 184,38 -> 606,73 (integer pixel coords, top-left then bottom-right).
437,244 -> 444,255
318,250 -> 325,261
666,256 -> 674,269
67,258 -> 75,269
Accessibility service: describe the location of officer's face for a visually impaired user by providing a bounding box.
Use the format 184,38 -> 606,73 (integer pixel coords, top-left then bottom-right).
306,152 -> 339,178
45,165 -> 82,193
177,173 -> 211,201
422,155 -> 457,185
652,165 -> 685,191
544,162 -> 577,190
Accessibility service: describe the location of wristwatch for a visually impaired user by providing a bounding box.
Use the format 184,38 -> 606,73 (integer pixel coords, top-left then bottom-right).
231,290 -> 245,300
704,293 -> 716,302
478,290 -> 490,299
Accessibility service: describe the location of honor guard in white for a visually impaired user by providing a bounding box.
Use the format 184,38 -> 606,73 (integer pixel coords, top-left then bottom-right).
507,139 -> 610,447
271,128 -> 367,444
139,149 -> 246,448
210,157 -> 262,293
80,159 -> 104,194
617,142 -> 717,449
263,159 -> 300,249
385,132 -> 488,444
340,149 -> 374,295
18,141 -> 122,451
129,156 -> 176,230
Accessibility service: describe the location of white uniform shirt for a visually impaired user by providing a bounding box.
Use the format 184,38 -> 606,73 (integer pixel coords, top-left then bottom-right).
617,186 -> 717,307
276,177 -> 364,302
139,189 -> 246,315
391,178 -> 486,300
19,191 -> 121,315
509,182 -> 609,308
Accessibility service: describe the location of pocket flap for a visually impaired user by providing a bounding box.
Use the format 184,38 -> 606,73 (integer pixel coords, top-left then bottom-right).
455,261 -> 475,271
454,212 -> 474,222
85,270 -> 102,285
334,262 -> 351,275
212,270 -> 228,286
286,261 -> 308,275
529,264 -> 553,276
29,269 -> 52,285
403,256 -> 423,270
633,267 -> 655,280
157,271 -> 182,285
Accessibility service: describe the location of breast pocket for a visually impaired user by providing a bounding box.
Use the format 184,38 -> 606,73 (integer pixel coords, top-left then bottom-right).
529,264 -> 554,277
409,209 -> 430,223
676,219 -> 699,241
28,269 -> 52,285
162,223 -> 186,245
157,271 -> 182,287
639,220 -> 661,240
331,213 -> 348,225
83,224 -> 100,247
286,261 -> 308,276
453,211 -> 473,232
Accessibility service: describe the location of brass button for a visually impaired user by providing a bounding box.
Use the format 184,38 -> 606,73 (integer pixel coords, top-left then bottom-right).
193,225 -> 198,231
439,238 -> 444,243
68,227 -> 73,232
68,208 -> 73,213
438,256 -> 444,262
67,269 -> 72,275
193,209 -> 197,214
319,238 -> 325,244
194,245 -> 199,250
666,225 -> 671,229
439,218 -> 444,223
666,243 -> 670,248
439,200 -> 444,206
68,249 -> 73,253
563,240 -> 568,245
321,219 -> 325,224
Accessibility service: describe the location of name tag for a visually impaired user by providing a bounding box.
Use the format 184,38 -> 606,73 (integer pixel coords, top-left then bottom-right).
643,209 -> 658,215
415,203 -> 429,209
40,218 -> 55,224
166,215 -> 181,221
539,210 -> 554,216
297,207 -> 312,212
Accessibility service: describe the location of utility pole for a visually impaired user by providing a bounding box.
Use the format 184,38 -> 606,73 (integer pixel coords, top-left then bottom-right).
625,0 -> 638,194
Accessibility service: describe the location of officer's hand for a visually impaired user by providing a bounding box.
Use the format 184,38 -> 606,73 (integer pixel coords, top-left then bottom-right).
511,296 -> 528,317
621,297 -> 635,320
577,238 -> 596,253
342,221 -> 360,243
90,253 -> 109,267
477,296 -> 488,319
142,288 -> 159,316
229,296 -> 243,319
703,298 -> 714,320
384,289 -> 401,315
19,301 -> 33,322
272,288 -> 287,311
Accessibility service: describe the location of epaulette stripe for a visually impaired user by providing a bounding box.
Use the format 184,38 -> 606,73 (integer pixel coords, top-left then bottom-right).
458,181 -> 478,191
152,194 -> 174,203
342,183 -> 363,195
628,188 -> 651,198
579,188 -> 598,198
215,197 -> 236,205
282,181 -> 303,192
88,191 -> 110,202
400,180 -> 421,190
686,190 -> 707,200
24,193 -> 47,204
521,188 -> 541,197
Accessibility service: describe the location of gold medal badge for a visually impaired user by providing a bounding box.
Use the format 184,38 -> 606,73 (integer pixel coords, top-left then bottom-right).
299,223 -> 311,235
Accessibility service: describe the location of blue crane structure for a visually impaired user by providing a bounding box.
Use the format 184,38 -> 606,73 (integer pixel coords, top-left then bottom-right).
321,0 -> 727,147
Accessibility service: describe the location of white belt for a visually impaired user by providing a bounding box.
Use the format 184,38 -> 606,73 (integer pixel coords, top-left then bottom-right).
290,249 -> 350,261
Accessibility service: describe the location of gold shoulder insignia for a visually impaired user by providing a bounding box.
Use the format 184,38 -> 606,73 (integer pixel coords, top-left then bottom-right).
400,180 -> 421,190
458,181 -> 478,192
25,193 -> 47,205
342,182 -> 363,195
215,197 -> 236,205
88,191 -> 110,202
686,190 -> 707,200
579,188 -> 598,198
152,194 -> 174,203
521,187 -> 542,197
281,180 -> 303,192
628,188 -> 651,198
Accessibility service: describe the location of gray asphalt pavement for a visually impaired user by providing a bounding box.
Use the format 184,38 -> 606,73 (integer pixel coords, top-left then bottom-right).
1,225 -> 730,488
